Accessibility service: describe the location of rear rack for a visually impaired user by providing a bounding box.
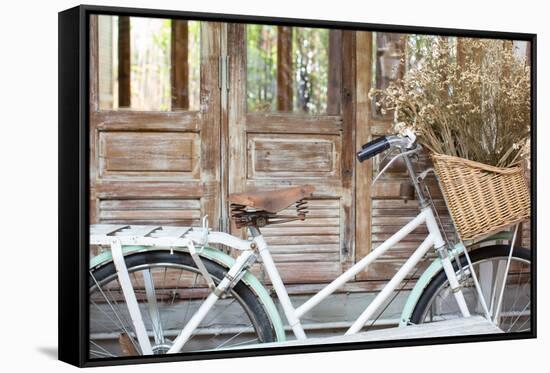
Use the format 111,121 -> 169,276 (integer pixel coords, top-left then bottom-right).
90,223 -> 216,292
90,224 -> 194,247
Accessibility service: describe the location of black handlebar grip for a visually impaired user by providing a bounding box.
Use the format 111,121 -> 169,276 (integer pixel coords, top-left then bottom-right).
357,136 -> 390,162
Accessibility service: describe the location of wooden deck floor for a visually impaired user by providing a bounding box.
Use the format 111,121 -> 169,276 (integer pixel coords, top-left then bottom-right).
237,316 -> 502,349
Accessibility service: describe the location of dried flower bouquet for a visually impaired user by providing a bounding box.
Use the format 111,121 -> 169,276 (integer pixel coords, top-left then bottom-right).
371,38 -> 530,168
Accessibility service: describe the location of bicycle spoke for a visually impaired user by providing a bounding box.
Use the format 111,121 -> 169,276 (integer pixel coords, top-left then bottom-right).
170,269 -> 186,305
90,299 -> 141,355
162,267 -> 168,290
90,349 -> 117,358
223,337 -> 260,349
90,272 -> 137,341
202,298 -> 237,327
90,299 -> 125,332
215,328 -> 251,349
506,301 -> 531,332
90,340 -> 117,357
436,286 -> 455,320
104,278 -> 135,335
505,265 -> 526,329
178,281 -> 217,348
514,314 -> 531,332
181,273 -> 200,330
142,268 -> 165,345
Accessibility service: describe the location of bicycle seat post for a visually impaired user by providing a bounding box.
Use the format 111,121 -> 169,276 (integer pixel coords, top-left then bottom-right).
249,226 -> 261,238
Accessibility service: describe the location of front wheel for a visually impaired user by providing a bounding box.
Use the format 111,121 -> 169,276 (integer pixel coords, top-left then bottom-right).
88,250 -> 275,358
411,245 -> 531,332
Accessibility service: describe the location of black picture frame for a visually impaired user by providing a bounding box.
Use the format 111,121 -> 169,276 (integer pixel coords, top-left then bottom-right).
59,4 -> 537,367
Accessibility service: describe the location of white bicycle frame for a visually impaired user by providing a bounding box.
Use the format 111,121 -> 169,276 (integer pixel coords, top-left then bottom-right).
162,204 -> 471,353
98,134 -> 481,354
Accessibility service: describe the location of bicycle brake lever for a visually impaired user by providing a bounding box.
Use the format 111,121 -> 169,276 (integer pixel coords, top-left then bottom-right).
371,145 -> 422,187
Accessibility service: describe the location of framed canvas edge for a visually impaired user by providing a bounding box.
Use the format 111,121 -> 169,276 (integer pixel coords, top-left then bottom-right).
57,4 -> 538,368
59,5 -> 89,368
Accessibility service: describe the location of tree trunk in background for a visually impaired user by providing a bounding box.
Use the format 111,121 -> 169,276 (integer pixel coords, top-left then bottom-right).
277,26 -> 293,112
171,20 -> 189,110
118,16 -> 131,108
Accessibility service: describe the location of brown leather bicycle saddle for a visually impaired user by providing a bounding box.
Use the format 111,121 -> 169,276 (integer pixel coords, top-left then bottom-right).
227,185 -> 315,213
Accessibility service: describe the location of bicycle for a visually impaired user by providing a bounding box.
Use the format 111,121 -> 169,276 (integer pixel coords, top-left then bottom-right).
88,131 -> 531,358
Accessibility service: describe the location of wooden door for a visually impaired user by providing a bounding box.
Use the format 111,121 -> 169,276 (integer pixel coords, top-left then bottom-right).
89,16 -> 223,233
226,24 -> 356,284
355,32 -> 456,282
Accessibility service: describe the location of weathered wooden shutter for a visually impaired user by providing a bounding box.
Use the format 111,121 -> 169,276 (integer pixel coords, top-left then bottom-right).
89,17 -> 223,236
355,32 -> 456,282
226,24 -> 356,284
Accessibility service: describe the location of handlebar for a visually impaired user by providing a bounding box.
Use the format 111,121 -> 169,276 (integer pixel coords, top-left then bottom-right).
357,136 -> 391,162
356,133 -> 416,163
357,131 -> 426,203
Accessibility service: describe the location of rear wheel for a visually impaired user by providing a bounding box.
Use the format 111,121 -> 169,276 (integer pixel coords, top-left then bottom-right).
411,245 -> 531,332
89,250 -> 275,358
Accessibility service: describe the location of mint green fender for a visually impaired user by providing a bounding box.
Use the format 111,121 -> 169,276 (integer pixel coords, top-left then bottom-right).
399,231 -> 513,326
90,245 -> 286,342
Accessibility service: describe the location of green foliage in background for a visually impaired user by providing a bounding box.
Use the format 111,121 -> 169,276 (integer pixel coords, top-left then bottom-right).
247,25 -> 278,112
246,25 -> 329,114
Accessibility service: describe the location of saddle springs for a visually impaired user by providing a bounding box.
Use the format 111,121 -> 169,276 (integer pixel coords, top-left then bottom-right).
230,199 -> 309,229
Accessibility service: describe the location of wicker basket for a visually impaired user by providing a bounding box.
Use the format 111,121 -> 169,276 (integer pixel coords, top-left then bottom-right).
431,153 -> 531,241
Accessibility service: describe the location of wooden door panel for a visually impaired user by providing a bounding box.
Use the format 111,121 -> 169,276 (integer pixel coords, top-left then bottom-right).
97,198 -> 202,225
246,113 -> 343,133
89,16 -> 222,229
97,131 -> 200,179
227,24 -> 355,284
247,134 -> 341,179
92,181 -> 204,228
90,111 -> 201,131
